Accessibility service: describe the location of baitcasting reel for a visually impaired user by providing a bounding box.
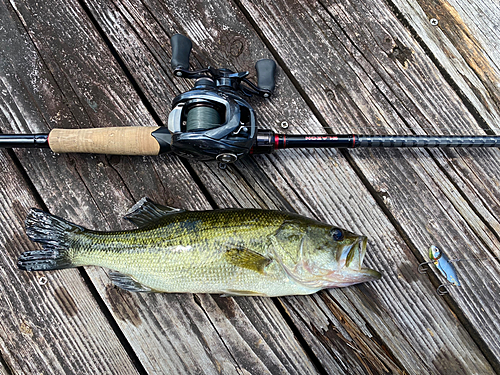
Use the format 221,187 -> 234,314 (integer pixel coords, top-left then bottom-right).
164,34 -> 277,163
2,34 -> 500,159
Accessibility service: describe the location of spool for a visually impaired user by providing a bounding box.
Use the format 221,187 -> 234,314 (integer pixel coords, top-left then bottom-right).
185,104 -> 222,132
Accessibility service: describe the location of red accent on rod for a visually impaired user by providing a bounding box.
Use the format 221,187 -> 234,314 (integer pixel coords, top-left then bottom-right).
274,134 -> 279,149
283,134 -> 287,149
352,134 -> 356,148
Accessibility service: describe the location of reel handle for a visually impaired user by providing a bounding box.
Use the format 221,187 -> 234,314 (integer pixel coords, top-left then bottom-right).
171,34 -> 192,73
255,59 -> 276,96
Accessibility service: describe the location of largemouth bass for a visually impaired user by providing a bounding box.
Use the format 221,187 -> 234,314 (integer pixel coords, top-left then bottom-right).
18,198 -> 381,296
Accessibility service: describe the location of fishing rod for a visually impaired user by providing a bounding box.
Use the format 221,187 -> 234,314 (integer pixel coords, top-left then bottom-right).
2,34 -> 500,165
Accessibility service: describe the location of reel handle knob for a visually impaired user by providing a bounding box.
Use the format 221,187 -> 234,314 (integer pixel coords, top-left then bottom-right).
171,34 -> 192,73
255,59 -> 276,97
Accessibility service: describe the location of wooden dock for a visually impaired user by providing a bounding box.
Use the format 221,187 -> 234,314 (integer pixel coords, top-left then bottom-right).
1,0 -> 499,373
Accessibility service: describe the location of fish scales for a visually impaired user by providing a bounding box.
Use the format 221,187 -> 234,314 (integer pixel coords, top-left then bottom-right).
73,210 -> 296,294
18,199 -> 381,296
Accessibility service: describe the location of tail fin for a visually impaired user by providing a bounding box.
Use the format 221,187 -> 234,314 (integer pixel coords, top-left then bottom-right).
18,209 -> 84,271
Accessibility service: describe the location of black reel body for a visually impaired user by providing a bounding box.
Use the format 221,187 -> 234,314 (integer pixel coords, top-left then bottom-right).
167,76 -> 257,162
161,34 -> 276,163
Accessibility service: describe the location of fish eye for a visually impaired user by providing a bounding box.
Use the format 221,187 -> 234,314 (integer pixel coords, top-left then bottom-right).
330,228 -> 344,241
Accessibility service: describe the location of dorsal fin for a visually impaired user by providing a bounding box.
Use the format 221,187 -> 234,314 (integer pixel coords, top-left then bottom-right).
123,197 -> 185,227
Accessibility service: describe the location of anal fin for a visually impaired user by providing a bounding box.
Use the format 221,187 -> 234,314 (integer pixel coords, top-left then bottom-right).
109,271 -> 157,293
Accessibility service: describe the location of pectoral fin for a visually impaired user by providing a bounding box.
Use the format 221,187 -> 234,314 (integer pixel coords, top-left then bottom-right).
224,247 -> 272,274
109,271 -> 159,293
124,197 -> 185,227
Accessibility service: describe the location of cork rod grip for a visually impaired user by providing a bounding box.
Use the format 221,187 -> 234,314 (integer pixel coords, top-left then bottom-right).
48,127 -> 162,155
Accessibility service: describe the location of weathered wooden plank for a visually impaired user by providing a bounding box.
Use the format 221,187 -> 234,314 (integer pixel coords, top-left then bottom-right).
1,0 -> 323,373
237,0 -> 500,369
80,0 -> 499,373
1,0 -> 244,371
78,0 -> 409,373
0,147 -> 139,374
193,146 -> 497,374
0,3 -> 142,373
4,0 -> 500,374
0,0 -> 234,374
189,159 -> 417,375
308,0 -> 500,237
280,292 -> 406,375
0,362 -> 8,375
156,0 -> 500,374
76,0 -> 361,373
389,0 -> 500,128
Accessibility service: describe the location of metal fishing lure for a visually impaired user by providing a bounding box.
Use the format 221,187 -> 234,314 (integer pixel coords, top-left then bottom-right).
418,245 -> 460,295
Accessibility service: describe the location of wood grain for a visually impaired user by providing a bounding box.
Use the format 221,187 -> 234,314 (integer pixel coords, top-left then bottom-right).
80,0 -> 498,372
0,148 -> 139,374
389,0 -> 500,128
80,0 -> 409,372
0,0 -> 241,373
2,0 -> 500,373
1,0 -> 323,373
238,0 -> 500,370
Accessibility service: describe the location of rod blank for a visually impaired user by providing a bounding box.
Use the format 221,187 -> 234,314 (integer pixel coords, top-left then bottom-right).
0,134 -> 49,148
2,130 -> 500,157
254,133 -> 500,152
356,135 -> 500,148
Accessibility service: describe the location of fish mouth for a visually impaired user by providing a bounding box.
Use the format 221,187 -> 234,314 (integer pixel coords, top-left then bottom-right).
347,236 -> 381,278
280,235 -> 380,289
298,236 -> 380,289
321,236 -> 380,287
340,236 -> 368,270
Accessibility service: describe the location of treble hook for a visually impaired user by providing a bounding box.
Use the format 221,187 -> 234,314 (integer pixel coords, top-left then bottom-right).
418,261 -> 433,274
418,260 -> 450,295
437,284 -> 449,296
